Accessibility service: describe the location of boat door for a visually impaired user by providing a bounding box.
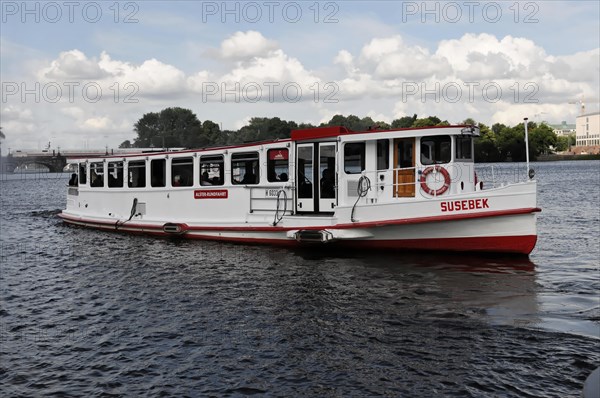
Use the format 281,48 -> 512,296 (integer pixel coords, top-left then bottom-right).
318,143 -> 337,212
394,138 -> 416,197
296,142 -> 337,213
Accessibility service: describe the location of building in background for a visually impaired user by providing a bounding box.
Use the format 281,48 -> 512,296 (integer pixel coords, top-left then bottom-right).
574,112 -> 600,154
549,121 -> 576,137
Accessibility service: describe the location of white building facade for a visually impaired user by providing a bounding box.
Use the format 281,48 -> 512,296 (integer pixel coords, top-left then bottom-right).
576,112 -> 600,146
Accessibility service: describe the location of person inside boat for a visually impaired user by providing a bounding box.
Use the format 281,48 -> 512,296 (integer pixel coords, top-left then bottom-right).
90,171 -> 103,187
173,175 -> 182,186
68,173 -> 78,186
321,168 -> 335,198
201,171 -> 213,186
241,170 -> 256,184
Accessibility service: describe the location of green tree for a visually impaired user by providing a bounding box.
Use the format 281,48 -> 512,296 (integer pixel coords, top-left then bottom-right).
391,114 -> 417,128
232,117 -> 297,144
374,120 -> 391,129
427,116 -> 442,125
322,114 -> 368,130
412,118 -> 436,127
529,123 -> 557,156
555,134 -> 576,152
474,122 -> 501,162
297,122 -> 317,129
119,140 -> 132,148
497,124 -> 527,161
133,107 -> 203,148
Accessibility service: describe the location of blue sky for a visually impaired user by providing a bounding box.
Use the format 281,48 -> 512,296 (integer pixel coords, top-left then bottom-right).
1,1 -> 599,151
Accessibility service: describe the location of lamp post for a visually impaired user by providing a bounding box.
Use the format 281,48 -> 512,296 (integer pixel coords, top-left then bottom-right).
524,118 -> 530,179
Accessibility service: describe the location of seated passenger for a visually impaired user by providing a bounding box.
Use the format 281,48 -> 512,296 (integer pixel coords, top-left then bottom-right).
201,171 -> 212,186
173,175 -> 182,186
90,171 -> 103,187
241,171 -> 256,184
279,172 -> 288,182
68,173 -> 78,186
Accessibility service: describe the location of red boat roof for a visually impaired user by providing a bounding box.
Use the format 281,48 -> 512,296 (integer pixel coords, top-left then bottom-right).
291,124 -> 471,141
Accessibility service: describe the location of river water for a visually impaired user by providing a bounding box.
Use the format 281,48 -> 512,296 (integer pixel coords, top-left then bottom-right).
1,161 -> 598,397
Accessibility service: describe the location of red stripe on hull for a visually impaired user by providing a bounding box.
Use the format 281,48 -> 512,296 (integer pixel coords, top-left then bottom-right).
338,235 -> 538,255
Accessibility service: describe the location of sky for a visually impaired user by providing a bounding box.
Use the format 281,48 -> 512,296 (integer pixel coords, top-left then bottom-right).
1,0 -> 599,152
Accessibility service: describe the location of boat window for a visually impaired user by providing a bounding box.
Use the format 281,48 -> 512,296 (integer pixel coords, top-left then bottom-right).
344,142 -> 365,174
377,139 -> 389,170
108,161 -> 124,188
128,160 -> 146,188
320,145 -> 336,199
90,162 -> 104,187
396,139 -> 414,168
151,159 -> 166,187
172,157 -> 193,187
231,152 -> 259,185
297,146 -> 313,199
456,136 -> 473,160
78,163 -> 87,185
420,136 -> 451,165
267,149 -> 289,182
200,155 -> 224,186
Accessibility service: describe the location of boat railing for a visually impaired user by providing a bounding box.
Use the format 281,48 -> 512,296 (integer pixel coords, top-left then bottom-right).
474,163 -> 530,189
249,185 -> 294,214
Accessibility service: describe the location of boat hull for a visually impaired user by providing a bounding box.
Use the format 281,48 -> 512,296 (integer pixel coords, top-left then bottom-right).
58,208 -> 539,255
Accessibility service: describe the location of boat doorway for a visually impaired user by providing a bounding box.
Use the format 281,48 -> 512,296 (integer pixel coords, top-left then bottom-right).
296,142 -> 337,213
394,138 -> 416,197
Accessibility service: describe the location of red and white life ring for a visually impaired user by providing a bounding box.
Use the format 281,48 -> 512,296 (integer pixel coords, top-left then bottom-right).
420,165 -> 451,196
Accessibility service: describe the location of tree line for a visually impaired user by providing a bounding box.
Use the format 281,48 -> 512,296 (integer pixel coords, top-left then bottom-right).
119,107 -> 573,162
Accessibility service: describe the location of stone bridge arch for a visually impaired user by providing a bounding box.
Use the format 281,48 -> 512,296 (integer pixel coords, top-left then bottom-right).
5,156 -> 67,173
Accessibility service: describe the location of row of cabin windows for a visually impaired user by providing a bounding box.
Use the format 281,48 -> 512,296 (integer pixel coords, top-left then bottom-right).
79,148 -> 289,188
343,135 -> 472,174
78,136 -> 472,186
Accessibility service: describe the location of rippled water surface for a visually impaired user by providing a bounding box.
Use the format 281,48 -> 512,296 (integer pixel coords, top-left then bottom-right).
1,161 -> 599,397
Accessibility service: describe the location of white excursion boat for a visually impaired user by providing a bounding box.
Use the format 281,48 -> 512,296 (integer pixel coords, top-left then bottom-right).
59,124 -> 540,254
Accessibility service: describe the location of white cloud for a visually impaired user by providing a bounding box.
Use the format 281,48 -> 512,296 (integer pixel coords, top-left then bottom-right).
98,52 -> 186,95
38,50 -> 187,97
40,50 -> 109,80
2,105 -> 33,121
219,31 -> 278,59
60,106 -> 85,120
81,116 -> 113,131
334,50 -> 357,75
5,29 -> 597,153
221,49 -> 318,85
436,34 -> 549,79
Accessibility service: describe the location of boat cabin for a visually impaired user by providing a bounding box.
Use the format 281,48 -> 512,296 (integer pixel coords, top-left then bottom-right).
66,125 -> 481,222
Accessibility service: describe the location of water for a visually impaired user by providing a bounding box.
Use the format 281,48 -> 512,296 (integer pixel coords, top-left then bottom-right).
1,162 -> 598,397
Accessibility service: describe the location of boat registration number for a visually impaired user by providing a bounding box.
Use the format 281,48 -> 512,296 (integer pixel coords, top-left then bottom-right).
265,189 -> 281,197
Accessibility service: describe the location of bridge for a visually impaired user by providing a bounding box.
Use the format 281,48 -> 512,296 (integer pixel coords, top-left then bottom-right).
1,151 -> 69,173
0,148 -> 173,173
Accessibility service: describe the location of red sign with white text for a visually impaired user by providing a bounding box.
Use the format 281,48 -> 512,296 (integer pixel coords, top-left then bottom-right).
194,189 -> 228,199
268,149 -> 288,160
